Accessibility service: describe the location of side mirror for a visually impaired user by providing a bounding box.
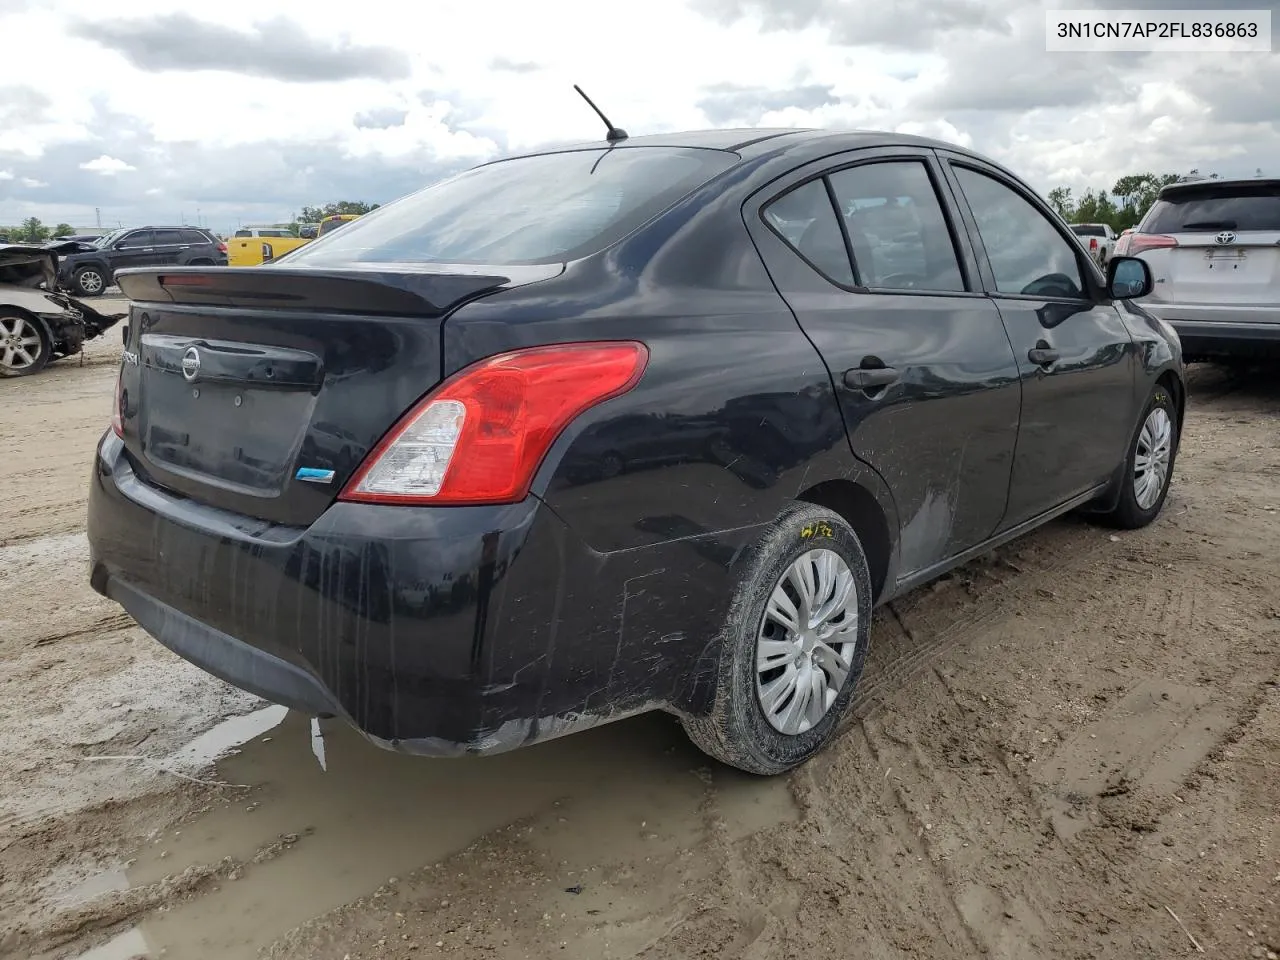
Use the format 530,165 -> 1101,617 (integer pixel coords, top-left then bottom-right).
1107,256 -> 1153,300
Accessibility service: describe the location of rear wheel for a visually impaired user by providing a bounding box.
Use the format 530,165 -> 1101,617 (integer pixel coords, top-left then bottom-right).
73,266 -> 106,297
682,502 -> 872,775
0,312 -> 50,377
1098,383 -> 1179,529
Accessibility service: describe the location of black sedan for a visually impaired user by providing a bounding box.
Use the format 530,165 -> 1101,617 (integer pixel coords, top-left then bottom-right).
87,128 -> 1183,775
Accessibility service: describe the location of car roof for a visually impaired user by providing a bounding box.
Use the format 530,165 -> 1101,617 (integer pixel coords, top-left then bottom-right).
504,127 -> 979,161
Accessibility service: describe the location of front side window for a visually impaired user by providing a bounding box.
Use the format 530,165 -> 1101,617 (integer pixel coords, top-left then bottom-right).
954,167 -> 1086,299
828,161 -> 966,293
288,146 -> 739,267
762,179 -> 855,286
117,230 -> 153,249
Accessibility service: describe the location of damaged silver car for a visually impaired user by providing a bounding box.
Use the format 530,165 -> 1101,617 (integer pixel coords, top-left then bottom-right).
0,241 -> 125,377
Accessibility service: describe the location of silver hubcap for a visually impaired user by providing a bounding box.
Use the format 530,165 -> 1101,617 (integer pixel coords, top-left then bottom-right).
756,548 -> 859,736
0,315 -> 42,370
79,271 -> 103,293
1134,406 -> 1173,510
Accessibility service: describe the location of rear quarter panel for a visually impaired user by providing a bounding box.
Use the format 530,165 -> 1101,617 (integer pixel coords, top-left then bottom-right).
443,160 -> 899,555
440,185 -> 903,716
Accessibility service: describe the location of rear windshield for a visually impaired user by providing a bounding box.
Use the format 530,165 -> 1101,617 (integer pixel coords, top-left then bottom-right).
1071,224 -> 1105,237
1144,183 -> 1280,233
284,146 -> 739,267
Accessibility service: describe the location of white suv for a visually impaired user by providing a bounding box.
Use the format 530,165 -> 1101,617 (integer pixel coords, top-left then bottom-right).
1116,178 -> 1280,362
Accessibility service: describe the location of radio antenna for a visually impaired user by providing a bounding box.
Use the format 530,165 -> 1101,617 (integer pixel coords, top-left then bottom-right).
573,84 -> 628,143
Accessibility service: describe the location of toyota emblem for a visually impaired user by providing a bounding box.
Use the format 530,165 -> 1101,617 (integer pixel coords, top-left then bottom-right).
1214,231 -> 1237,245
181,346 -> 202,382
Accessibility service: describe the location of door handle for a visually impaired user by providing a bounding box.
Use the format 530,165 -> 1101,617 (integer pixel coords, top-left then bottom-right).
843,365 -> 901,391
1028,341 -> 1060,367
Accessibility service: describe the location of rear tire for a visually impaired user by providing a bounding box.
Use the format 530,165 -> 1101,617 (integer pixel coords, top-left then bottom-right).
0,311 -> 51,377
73,266 -> 107,297
1098,383 -> 1179,529
682,502 -> 873,775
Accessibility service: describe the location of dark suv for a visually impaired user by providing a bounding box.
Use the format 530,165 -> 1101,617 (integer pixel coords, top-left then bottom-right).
58,227 -> 227,297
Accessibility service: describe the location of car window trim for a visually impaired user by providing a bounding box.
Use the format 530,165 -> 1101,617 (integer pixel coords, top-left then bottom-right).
118,229 -> 154,249
754,149 -> 985,299
938,154 -> 1106,304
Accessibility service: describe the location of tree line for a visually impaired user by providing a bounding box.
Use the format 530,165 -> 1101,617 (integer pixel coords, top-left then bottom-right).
0,201 -> 381,244
1048,168 -> 1262,232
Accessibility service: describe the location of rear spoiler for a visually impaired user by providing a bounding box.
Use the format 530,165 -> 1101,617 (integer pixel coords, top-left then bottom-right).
114,264 -> 561,317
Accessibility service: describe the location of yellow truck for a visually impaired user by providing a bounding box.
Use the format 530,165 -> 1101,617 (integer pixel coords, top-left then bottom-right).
316,213 -> 362,237
225,227 -> 312,267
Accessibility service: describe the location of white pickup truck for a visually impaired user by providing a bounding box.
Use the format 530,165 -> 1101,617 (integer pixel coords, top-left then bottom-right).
1070,223 -> 1117,268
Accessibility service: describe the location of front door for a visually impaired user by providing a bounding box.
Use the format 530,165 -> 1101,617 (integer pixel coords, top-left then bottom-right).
745,150 -> 1022,578
939,156 -> 1141,529
111,229 -> 160,272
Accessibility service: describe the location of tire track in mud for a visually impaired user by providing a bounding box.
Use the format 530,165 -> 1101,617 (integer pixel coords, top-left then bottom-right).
848,519 -> 1115,718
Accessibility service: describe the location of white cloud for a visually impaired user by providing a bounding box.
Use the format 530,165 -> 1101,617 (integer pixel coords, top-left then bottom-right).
0,0 -> 1275,229
79,155 -> 137,175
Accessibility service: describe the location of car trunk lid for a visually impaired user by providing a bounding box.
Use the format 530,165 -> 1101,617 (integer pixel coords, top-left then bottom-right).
114,264 -> 561,526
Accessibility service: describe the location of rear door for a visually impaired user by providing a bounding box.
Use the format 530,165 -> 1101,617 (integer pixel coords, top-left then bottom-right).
1137,180 -> 1280,311
938,154 -> 1139,528
150,229 -> 190,266
743,148 -> 1022,578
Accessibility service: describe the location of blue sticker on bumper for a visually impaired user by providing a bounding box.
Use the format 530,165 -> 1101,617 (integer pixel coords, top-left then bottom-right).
295,467 -> 336,484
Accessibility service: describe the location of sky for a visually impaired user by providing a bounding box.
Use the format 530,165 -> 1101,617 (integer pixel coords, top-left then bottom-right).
1,0 -> 1276,233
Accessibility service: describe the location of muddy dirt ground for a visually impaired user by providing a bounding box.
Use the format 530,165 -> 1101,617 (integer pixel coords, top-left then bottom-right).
1,309 -> 1277,960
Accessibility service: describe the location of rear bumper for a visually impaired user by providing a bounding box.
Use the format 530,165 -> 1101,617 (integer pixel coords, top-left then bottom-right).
1142,303 -> 1280,358
87,432 -> 743,755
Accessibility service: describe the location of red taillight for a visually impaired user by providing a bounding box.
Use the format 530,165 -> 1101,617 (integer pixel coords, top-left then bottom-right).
160,274 -> 212,286
340,341 -> 649,506
111,366 -> 124,438
1126,233 -> 1179,254
1089,237 -> 1098,250
216,241 -> 228,253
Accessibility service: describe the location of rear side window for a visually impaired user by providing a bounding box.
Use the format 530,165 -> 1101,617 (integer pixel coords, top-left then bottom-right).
287,147 -> 739,267
1144,183 -> 1280,233
828,161 -> 966,292
153,229 -> 186,245
762,179 -> 855,286
181,229 -> 212,244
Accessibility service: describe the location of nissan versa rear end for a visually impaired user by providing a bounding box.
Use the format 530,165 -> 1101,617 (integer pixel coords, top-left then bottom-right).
89,129 -> 1183,775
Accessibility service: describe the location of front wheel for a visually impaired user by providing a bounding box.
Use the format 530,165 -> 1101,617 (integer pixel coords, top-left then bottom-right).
0,312 -> 51,377
1099,384 -> 1179,529
682,502 -> 873,775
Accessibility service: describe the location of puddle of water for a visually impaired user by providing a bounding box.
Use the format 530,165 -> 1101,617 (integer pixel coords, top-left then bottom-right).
46,868 -> 131,910
163,704 -> 288,772
119,710 -> 798,960
68,927 -> 150,960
